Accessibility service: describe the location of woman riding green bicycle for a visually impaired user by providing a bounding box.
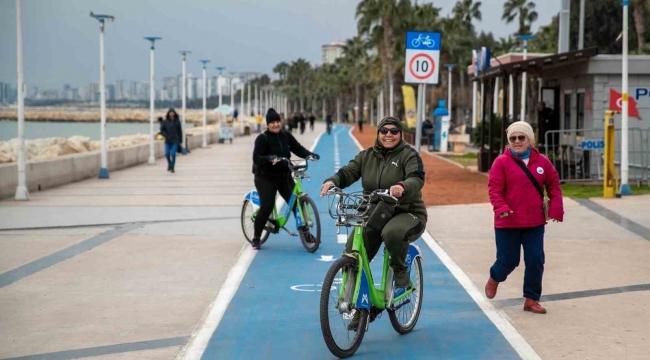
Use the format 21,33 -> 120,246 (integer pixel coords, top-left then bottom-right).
320,116 -> 427,330
251,108 -> 320,250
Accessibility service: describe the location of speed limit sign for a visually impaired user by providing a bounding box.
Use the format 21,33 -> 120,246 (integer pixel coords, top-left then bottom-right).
404,31 -> 440,84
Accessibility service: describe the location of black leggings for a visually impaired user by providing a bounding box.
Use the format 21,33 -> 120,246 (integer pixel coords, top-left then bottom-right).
253,174 -> 296,239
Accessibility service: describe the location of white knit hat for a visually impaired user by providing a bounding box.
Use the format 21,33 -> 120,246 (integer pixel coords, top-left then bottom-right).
506,121 -> 535,143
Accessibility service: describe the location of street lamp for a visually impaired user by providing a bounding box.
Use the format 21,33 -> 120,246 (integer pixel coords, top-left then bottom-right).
215,66 -> 225,106
620,0 -> 631,195
14,0 -> 28,200
90,12 -> 114,179
517,34 -> 533,122
179,50 -> 191,155
445,64 -> 455,124
199,60 -> 210,147
229,71 -> 236,113
144,37 -> 161,165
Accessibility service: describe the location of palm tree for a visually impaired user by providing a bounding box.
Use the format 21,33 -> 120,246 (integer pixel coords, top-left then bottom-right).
494,36 -> 517,55
502,0 -> 538,35
273,62 -> 290,82
288,59 -> 311,112
632,0 -> 646,54
356,0 -> 408,115
453,0 -> 482,27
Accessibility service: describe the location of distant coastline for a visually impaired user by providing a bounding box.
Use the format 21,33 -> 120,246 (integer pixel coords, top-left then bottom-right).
0,107 -> 221,124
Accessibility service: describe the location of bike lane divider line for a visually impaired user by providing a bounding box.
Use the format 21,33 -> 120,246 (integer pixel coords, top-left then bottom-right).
421,231 -> 542,360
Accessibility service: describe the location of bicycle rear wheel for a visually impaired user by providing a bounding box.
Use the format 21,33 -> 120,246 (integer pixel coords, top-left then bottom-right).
298,196 -> 320,253
388,256 -> 423,334
320,256 -> 368,358
240,199 -> 270,245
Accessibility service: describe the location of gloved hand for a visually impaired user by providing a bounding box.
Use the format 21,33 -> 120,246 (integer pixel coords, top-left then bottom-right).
311,153 -> 320,160
267,155 -> 278,162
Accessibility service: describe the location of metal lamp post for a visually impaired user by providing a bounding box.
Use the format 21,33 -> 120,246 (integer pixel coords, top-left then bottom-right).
200,60 -> 210,148
144,37 -> 161,165
215,66 -> 225,106
445,64 -> 455,124
517,35 -> 533,122
90,12 -> 114,179
14,0 -> 28,200
179,50 -> 191,154
620,0 -> 631,195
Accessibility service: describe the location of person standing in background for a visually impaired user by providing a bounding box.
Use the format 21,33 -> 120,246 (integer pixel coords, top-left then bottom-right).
160,108 -> 183,173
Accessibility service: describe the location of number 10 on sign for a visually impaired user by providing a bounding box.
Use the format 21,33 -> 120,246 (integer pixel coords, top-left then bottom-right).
404,31 -> 441,84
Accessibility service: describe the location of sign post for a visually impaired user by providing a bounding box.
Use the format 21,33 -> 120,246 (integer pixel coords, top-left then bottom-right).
404,31 -> 441,153
603,110 -> 617,198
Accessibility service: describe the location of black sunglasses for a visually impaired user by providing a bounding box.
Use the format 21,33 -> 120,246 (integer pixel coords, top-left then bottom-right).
508,135 -> 527,143
379,127 -> 401,135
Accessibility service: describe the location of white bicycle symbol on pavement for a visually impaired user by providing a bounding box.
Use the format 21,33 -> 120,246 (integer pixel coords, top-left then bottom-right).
411,34 -> 435,48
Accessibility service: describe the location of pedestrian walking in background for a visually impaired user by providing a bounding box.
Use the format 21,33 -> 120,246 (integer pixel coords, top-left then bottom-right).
299,112 -> 306,134
308,113 -> 315,131
255,112 -> 263,133
485,121 -> 564,314
160,108 -> 183,173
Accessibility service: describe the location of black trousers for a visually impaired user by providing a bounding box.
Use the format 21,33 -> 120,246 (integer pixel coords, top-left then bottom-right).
253,174 -> 296,239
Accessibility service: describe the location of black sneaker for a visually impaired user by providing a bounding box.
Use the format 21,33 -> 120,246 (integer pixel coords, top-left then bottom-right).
347,310 -> 361,331
252,238 -> 261,250
170,167 -> 175,173
167,165 -> 171,172
394,268 -> 410,289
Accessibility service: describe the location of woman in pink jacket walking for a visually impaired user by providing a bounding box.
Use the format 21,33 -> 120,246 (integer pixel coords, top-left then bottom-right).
485,121 -> 564,314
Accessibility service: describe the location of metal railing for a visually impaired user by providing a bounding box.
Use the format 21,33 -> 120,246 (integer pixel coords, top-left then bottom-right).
542,127 -> 649,185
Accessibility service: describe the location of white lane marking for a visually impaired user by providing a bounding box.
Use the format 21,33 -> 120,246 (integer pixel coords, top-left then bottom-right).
337,234 -> 347,244
176,244 -> 256,360
317,255 -> 336,262
421,231 -> 542,360
179,130 -> 327,360
334,133 -> 340,171
348,126 -> 364,151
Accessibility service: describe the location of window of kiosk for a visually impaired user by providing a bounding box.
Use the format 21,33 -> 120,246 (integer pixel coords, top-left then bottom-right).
576,91 -> 585,136
563,93 -> 572,133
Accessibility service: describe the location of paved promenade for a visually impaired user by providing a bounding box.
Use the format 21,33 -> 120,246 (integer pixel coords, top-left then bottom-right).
1,122 -> 649,360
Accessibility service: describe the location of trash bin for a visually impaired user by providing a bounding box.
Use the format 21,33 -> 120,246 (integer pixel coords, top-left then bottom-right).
244,126 -> 251,136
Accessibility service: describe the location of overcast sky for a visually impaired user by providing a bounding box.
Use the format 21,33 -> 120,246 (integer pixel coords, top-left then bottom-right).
0,0 -> 559,90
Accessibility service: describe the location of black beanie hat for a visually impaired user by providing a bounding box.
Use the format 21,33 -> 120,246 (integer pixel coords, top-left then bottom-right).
377,116 -> 402,131
266,108 -> 281,124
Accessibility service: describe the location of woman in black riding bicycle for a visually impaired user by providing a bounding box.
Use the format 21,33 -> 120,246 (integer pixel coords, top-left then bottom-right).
251,108 -> 320,250
320,117 -> 427,290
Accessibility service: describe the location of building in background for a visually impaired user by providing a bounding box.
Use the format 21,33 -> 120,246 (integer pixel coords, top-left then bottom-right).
322,41 -> 345,65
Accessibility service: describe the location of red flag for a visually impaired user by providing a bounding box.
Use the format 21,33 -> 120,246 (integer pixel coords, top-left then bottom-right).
609,89 -> 642,120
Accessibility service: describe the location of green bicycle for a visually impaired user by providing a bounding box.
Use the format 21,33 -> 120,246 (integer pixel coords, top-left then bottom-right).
320,188 -> 424,358
240,156 -> 321,253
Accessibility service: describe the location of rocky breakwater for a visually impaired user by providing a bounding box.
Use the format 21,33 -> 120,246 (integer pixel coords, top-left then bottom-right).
0,134 -> 151,164
0,107 -> 219,124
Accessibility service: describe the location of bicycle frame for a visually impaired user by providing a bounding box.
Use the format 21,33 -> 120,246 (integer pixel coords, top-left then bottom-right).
271,177 -> 307,228
341,224 -> 423,313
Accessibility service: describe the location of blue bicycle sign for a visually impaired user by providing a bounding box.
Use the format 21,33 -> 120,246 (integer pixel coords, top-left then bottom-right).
411,34 -> 436,48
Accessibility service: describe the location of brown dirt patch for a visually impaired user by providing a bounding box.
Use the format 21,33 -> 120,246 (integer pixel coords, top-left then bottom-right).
351,125 -> 489,206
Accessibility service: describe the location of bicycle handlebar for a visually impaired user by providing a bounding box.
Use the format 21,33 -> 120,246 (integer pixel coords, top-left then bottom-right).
272,156 -> 318,172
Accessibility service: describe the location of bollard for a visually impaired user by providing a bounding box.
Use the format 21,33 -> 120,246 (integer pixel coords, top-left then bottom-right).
603,110 -> 616,198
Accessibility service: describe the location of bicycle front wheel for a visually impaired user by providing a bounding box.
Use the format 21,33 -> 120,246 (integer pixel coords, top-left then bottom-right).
388,256 -> 424,334
320,256 -> 368,358
298,196 -> 320,253
240,199 -> 269,245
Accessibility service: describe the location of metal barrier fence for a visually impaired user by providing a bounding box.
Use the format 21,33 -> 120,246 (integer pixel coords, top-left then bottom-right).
542,127 -> 649,185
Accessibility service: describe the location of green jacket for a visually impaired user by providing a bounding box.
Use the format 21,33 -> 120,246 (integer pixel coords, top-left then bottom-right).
325,139 -> 427,219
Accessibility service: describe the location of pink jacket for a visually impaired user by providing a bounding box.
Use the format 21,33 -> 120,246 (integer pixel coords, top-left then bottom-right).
488,148 -> 564,229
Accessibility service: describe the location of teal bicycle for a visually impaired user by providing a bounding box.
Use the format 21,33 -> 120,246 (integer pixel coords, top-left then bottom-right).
320,188 -> 424,358
241,156 -> 321,253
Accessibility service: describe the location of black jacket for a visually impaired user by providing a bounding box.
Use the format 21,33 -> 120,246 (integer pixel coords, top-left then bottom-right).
252,130 -> 312,177
161,119 -> 183,144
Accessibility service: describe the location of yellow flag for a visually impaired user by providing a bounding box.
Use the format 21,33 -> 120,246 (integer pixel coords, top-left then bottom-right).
402,85 -> 417,129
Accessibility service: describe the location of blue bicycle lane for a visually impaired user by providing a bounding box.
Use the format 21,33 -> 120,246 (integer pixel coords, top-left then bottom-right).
201,125 -> 522,360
